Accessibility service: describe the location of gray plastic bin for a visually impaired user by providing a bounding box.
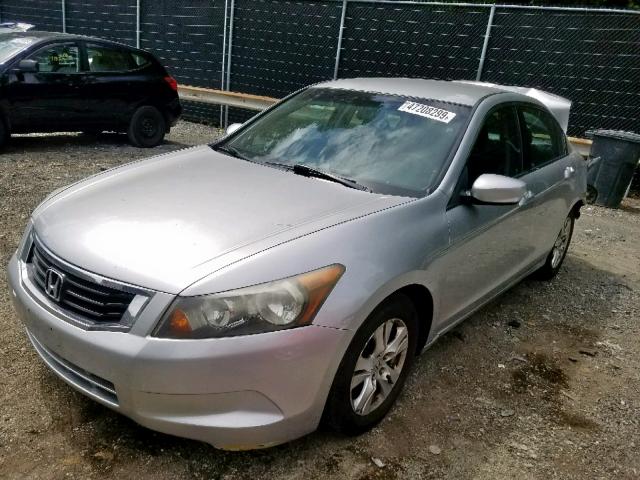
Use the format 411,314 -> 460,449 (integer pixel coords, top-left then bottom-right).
586,129 -> 640,208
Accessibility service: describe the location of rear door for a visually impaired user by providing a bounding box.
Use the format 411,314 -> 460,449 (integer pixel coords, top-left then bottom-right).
80,42 -> 156,128
516,104 -> 573,261
6,41 -> 84,130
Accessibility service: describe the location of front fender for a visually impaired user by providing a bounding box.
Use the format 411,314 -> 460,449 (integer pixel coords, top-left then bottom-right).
181,192 -> 450,334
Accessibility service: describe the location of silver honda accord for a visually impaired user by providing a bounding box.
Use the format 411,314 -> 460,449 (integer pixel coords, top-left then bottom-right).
8,78 -> 586,450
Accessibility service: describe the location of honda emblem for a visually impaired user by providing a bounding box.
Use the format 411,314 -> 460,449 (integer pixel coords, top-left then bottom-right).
44,268 -> 64,302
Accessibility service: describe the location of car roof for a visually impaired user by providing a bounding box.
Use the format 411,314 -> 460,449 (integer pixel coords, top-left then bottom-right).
316,77 -> 572,131
316,78 -> 506,107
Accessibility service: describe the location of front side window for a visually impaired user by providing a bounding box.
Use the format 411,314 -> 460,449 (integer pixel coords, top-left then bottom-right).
466,106 -> 523,187
218,88 -> 471,196
28,43 -> 79,73
87,44 -> 139,72
519,106 -> 565,170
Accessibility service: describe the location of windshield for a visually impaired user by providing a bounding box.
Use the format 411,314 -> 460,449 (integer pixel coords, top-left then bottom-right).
218,88 -> 471,196
0,36 -> 37,64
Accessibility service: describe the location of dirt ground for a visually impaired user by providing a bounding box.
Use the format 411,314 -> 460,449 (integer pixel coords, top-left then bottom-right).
1,122 -> 639,480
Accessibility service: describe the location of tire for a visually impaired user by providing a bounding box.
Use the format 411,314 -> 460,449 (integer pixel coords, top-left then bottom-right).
324,293 -> 418,435
533,214 -> 575,280
0,116 -> 8,150
127,106 -> 166,148
586,185 -> 598,204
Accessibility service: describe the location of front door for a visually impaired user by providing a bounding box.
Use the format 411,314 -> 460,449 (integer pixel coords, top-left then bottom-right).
438,105 -> 532,327
6,42 -> 84,130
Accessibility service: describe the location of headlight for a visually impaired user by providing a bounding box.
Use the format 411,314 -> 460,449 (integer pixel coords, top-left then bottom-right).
153,264 -> 345,339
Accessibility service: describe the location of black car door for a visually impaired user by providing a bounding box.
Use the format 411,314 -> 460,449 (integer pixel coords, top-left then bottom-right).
5,41 -> 85,130
81,42 -> 153,128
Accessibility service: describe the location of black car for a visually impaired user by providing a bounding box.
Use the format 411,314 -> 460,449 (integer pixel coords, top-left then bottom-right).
0,32 -> 181,147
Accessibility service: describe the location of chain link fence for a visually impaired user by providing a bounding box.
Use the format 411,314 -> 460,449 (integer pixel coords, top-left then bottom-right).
0,0 -> 62,32
339,2 -> 490,80
66,0 -> 137,44
482,6 -> 640,136
0,0 -> 638,137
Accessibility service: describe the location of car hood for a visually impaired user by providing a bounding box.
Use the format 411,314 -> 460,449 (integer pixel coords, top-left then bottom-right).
33,146 -> 408,293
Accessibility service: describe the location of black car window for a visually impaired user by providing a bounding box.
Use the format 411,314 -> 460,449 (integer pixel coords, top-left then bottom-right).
28,43 -> 80,73
518,106 -> 564,171
87,44 -> 138,72
465,105 -> 523,187
131,52 -> 152,68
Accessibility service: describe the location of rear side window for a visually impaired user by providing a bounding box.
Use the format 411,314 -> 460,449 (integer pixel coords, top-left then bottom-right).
132,52 -> 152,68
519,106 -> 565,170
87,44 -> 141,72
28,43 -> 79,73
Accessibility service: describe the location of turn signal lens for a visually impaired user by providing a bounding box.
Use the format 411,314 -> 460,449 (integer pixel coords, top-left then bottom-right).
168,309 -> 192,336
154,264 -> 345,339
297,264 -> 346,325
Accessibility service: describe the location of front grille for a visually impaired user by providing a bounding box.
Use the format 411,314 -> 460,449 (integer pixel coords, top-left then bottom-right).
27,329 -> 119,407
28,241 -> 135,323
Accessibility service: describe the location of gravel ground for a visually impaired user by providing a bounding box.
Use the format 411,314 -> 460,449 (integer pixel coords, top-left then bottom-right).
1,122 -> 639,479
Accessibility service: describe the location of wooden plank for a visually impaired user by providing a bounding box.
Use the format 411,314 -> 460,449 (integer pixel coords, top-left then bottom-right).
568,136 -> 592,157
178,85 -> 278,111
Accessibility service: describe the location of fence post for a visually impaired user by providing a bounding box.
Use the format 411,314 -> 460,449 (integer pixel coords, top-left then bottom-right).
475,4 -> 495,81
61,0 -> 66,33
333,0 -> 348,80
224,0 -> 236,128
136,0 -> 141,48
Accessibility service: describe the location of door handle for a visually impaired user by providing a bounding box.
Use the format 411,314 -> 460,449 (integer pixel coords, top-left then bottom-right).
564,166 -> 576,179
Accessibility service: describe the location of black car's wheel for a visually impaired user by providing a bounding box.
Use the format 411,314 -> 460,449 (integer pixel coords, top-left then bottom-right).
128,106 -> 166,148
0,116 -> 8,150
533,214 -> 575,280
586,184 -> 598,204
324,293 -> 418,435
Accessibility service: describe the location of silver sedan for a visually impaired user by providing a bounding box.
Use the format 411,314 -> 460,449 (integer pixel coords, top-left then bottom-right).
8,78 -> 586,449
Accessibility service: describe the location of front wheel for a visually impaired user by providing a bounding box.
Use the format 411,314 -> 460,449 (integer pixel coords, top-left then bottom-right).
533,215 -> 574,280
127,106 -> 166,148
323,294 -> 418,435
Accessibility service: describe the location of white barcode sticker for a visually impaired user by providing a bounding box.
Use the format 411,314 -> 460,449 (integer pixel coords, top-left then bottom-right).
398,101 -> 456,123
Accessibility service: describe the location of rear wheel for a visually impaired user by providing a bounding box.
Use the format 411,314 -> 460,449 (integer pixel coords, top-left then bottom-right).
127,106 -> 166,148
0,116 -> 8,150
324,294 -> 418,435
534,214 -> 574,280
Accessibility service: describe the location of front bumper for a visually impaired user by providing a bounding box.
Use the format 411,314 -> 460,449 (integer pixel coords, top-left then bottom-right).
7,252 -> 350,449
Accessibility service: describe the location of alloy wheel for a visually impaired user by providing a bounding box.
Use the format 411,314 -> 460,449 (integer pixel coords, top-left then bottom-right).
551,217 -> 572,268
350,318 -> 409,416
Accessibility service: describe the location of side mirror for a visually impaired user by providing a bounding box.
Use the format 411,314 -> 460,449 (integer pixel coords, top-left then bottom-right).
226,123 -> 243,136
468,173 -> 526,205
17,59 -> 39,73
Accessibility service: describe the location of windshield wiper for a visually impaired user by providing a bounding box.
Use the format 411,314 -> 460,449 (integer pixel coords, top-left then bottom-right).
290,164 -> 370,192
214,144 -> 249,161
